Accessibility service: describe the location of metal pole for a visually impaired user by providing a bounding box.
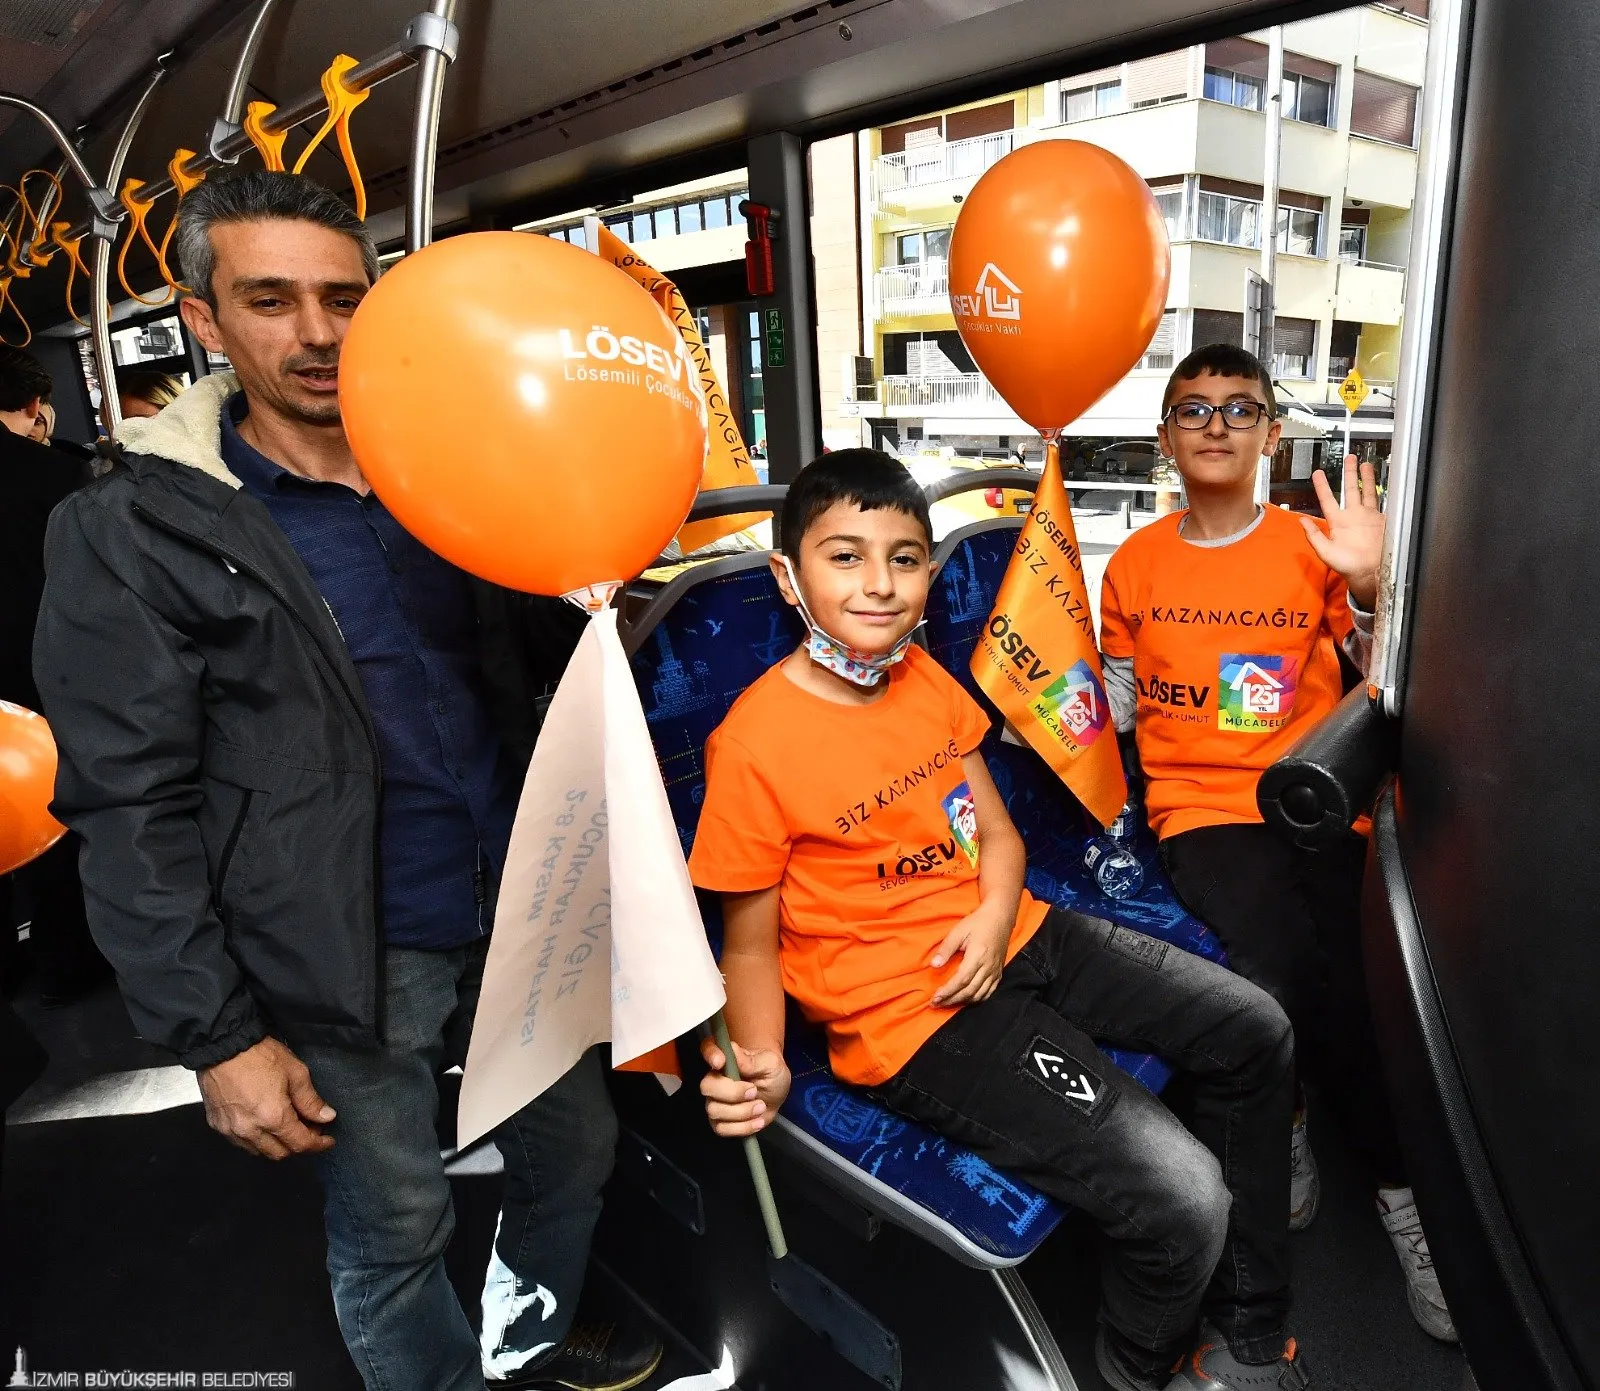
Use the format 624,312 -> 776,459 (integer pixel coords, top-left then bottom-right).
210,0 -> 282,161
91,60 -> 172,437
1257,27 -> 1284,505
405,0 -> 460,252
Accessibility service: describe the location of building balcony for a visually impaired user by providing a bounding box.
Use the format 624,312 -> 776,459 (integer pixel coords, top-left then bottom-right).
872,131 -> 1017,213
1334,257 -> 1405,325
875,261 -> 951,319
1346,135 -> 1419,209
877,372 -> 1011,417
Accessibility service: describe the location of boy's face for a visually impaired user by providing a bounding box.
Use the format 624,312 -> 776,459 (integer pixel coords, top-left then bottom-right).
772,502 -> 931,655
1157,371 -> 1283,493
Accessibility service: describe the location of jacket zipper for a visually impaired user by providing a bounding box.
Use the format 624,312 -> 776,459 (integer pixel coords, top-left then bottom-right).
130,499 -> 389,1041
214,790 -> 253,908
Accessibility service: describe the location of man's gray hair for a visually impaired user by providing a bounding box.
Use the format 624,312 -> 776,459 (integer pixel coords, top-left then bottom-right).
174,170 -> 380,306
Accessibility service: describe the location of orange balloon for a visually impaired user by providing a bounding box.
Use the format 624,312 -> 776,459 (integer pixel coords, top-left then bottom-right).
339,232 -> 709,595
949,141 -> 1171,431
0,701 -> 66,876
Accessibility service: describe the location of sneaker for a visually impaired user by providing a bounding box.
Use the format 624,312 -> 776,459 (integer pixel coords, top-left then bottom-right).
1289,1109 -> 1321,1232
486,1318 -> 664,1391
1165,1328 -> 1310,1389
1377,1187 -> 1459,1343
1094,1322 -> 1171,1391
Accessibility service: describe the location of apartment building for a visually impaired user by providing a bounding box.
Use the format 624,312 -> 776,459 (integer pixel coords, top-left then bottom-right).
841,3 -> 1431,479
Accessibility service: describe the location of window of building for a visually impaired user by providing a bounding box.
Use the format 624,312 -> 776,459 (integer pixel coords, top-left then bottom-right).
1351,70 -> 1420,146
679,201 -> 703,234
1151,184 -> 1186,241
1279,205 -> 1322,257
1283,71 -> 1333,127
1339,224 -> 1368,263
1196,190 -> 1260,248
1272,316 -> 1317,379
892,226 -> 953,265
1142,310 -> 1178,370
882,330 -> 975,378
654,206 -> 677,238
1195,180 -> 1323,255
1203,65 -> 1263,111
1062,80 -> 1125,123
1328,319 -> 1361,381
1192,308 -> 1244,349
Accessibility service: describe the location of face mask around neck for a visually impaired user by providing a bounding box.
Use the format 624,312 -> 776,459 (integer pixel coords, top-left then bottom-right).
778,554 -> 918,687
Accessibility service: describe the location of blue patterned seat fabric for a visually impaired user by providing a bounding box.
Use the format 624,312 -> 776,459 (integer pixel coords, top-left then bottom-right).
628,532 -> 1222,1266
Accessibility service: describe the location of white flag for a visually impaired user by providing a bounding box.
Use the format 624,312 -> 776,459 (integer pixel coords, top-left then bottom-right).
458,607 -> 725,1147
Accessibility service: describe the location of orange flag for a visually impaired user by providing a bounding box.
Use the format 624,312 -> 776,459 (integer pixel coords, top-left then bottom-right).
585,219 -> 766,553
969,439 -> 1127,828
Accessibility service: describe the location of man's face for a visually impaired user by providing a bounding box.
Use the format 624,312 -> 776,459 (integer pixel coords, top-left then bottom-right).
179,219 -> 370,429
1157,372 -> 1283,492
772,501 -> 931,655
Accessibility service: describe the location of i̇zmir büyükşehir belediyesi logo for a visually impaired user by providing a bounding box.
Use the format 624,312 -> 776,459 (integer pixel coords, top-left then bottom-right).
1218,653 -> 1299,732
1031,659 -> 1110,754
942,782 -> 980,867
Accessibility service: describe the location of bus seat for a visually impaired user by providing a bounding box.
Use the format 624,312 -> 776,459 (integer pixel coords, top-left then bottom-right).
923,519 -> 1227,974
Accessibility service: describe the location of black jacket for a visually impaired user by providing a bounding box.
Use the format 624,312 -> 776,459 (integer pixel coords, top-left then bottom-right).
0,425 -> 90,708
32,375 -> 584,1068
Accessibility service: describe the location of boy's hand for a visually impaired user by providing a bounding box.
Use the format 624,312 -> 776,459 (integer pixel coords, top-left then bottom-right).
1302,453 -> 1383,610
930,905 -> 1013,1007
699,1036 -> 791,1138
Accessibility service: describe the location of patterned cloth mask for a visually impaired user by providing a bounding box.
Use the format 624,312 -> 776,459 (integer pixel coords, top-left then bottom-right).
778,554 -> 919,687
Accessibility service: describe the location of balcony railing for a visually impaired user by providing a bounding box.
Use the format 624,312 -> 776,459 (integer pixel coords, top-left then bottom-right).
875,130 -> 1017,199
879,372 -> 1007,410
876,260 -> 950,317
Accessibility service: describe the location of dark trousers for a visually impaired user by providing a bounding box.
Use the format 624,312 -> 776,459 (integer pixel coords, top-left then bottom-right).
298,942 -> 618,1391
1161,822 -> 1406,1186
874,909 -> 1294,1371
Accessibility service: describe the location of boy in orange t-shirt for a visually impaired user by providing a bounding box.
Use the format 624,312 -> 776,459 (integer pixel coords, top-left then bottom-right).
690,450 -> 1304,1391
1099,343 -> 1453,1345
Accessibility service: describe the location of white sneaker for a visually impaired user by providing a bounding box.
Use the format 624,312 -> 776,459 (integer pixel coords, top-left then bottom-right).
1378,1186 -> 1459,1342
1289,1109 -> 1320,1231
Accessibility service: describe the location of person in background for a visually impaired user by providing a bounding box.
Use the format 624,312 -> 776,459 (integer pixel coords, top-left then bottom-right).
0,346 -> 104,1007
117,368 -> 186,420
27,400 -> 55,444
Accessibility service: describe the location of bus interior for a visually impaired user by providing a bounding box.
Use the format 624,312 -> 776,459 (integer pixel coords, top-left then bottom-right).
1,1 -> 1592,1389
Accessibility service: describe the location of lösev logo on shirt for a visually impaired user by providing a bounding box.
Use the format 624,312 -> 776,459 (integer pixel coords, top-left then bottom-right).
1218,654 -> 1299,732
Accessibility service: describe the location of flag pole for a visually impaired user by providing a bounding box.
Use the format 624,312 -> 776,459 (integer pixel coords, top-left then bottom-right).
710,1010 -> 789,1258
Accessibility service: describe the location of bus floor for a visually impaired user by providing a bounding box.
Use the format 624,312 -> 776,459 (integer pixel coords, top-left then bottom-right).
3,974 -> 1469,1391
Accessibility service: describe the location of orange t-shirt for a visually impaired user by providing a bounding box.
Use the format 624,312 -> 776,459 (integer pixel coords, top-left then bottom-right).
687,645 -> 1049,1087
1099,506 -> 1352,840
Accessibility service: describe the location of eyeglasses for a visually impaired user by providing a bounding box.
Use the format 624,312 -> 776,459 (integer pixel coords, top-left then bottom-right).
1165,401 -> 1275,430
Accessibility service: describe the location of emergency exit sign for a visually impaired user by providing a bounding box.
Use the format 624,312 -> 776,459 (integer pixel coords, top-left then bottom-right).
764,308 -> 786,367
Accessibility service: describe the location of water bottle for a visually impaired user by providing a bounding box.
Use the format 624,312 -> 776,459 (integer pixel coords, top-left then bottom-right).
1083,800 -> 1144,900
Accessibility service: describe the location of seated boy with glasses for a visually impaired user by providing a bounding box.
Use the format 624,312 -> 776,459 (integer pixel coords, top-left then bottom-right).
1098,342 -> 1456,1345
691,449 -> 1307,1391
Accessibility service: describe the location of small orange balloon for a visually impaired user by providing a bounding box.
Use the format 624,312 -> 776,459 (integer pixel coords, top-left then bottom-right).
0,701 -> 66,876
340,232 -> 709,595
949,141 -> 1171,431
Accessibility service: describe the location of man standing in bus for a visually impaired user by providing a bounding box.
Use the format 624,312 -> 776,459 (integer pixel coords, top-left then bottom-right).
32,172 -> 660,1391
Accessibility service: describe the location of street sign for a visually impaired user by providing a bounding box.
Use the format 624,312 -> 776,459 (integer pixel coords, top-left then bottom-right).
1243,268 -> 1267,359
1338,368 -> 1371,412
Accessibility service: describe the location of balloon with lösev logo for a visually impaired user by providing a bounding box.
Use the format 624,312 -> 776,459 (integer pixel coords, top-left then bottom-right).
948,141 -> 1171,431
339,232 -> 709,596
0,701 -> 67,877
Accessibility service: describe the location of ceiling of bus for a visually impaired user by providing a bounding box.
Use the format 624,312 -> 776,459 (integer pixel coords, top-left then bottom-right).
0,0 -> 1339,323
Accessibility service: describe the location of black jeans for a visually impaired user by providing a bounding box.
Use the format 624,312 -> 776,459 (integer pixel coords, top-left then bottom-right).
1161,822 -> 1405,1186
874,909 -> 1293,1371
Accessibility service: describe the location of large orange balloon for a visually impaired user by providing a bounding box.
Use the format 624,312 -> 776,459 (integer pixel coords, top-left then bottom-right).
340,232 -> 709,595
0,701 -> 66,876
949,141 -> 1171,431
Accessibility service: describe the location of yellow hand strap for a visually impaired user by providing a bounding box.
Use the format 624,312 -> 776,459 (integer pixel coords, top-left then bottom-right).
51,221 -> 90,327
0,275 -> 31,348
0,189 -> 30,280
291,55 -> 371,219
117,177 -> 175,307
244,101 -> 288,172
156,148 -> 206,293
17,169 -> 63,268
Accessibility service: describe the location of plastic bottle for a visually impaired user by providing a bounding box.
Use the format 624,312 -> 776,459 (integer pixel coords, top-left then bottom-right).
1083,801 -> 1144,900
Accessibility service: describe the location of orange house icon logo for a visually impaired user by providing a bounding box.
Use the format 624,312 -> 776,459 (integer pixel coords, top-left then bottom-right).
976,262 -> 1021,320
